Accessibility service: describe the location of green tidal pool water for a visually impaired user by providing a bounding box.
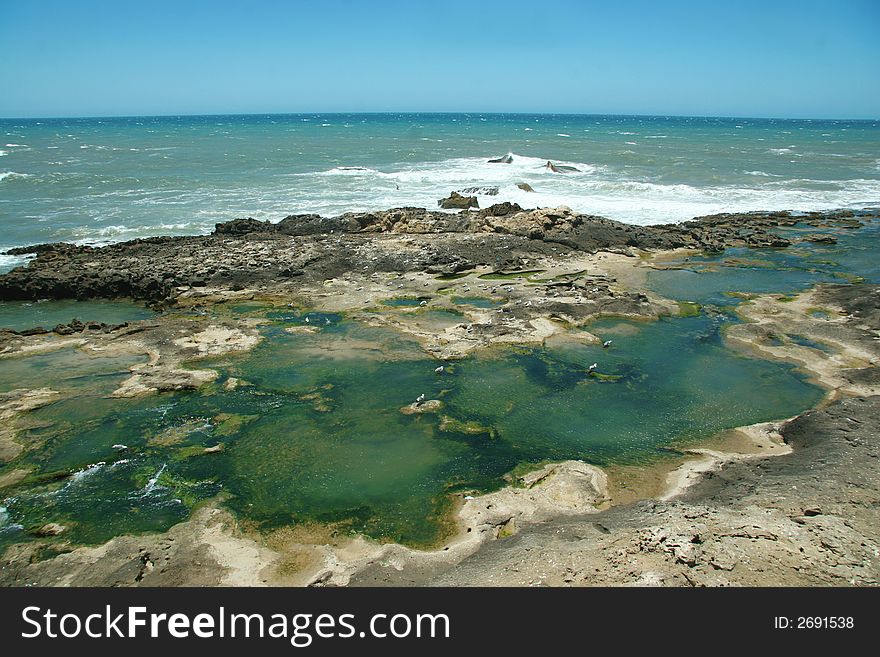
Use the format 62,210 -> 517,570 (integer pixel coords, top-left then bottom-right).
0,308 -> 823,551
0,299 -> 155,332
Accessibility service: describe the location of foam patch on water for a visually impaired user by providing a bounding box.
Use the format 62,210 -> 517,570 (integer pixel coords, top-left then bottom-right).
0,251 -> 35,273
3,143 -> 879,247
0,171 -> 29,182
274,153 -> 880,226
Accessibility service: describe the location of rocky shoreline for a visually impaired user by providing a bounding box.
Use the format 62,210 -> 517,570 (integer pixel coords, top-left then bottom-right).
0,204 -> 877,587
0,204 -> 858,304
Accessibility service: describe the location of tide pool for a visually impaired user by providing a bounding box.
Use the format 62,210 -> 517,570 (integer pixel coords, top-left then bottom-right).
0,309 -> 822,551
0,299 -> 155,331
646,217 -> 880,306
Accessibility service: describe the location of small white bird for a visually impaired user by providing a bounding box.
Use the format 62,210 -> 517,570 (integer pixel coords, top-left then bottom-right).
603,340 -> 613,348
588,363 -> 598,372
419,300 -> 428,306
112,444 -> 127,450
305,317 -> 310,323
416,393 -> 426,404
435,365 -> 444,373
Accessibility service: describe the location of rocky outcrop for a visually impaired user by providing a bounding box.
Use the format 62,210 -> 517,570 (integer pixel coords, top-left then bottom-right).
438,192 -> 479,210
545,161 -> 580,173
488,154 -> 513,164
0,207 -> 868,303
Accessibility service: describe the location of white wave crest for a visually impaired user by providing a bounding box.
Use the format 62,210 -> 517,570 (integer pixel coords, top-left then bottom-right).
0,252 -> 35,273
0,171 -> 29,182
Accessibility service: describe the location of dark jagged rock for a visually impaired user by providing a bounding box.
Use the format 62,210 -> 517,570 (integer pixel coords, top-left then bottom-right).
0,207 -> 871,303
438,192 -> 479,210
213,217 -> 274,235
276,213 -> 359,236
545,161 -> 579,173
516,182 -> 535,192
479,202 -> 523,217
488,154 -> 513,164
4,243 -> 86,257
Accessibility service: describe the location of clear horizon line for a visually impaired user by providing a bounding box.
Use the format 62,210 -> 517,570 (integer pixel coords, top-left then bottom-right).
1,110 -> 878,122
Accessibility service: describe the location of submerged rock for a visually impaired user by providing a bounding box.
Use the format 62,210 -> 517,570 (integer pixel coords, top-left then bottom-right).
803,233 -> 838,244
516,182 -> 535,192
488,154 -> 513,164
33,523 -> 66,537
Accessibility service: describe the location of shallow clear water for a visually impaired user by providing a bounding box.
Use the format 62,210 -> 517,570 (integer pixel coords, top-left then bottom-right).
0,309 -> 822,550
3,113 -> 879,270
0,346 -> 146,394
646,216 -> 880,306
0,299 -> 154,331
451,296 -> 503,308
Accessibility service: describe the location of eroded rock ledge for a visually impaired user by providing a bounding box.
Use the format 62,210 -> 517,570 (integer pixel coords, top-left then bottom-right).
0,206 -> 861,303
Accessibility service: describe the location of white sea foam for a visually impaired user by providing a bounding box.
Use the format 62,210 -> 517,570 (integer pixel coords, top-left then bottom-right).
0,171 -> 29,182
140,463 -> 168,496
556,133 -> 571,137
0,252 -> 35,273
0,150 -> 7,156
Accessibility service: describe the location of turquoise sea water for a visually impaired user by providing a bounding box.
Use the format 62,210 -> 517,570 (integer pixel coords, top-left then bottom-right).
2,113 -> 879,270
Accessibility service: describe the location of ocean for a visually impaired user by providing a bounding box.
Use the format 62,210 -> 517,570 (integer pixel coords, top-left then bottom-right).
1,112 -> 879,271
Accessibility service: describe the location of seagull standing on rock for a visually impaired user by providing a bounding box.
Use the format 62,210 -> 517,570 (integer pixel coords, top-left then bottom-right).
416,393 -> 426,405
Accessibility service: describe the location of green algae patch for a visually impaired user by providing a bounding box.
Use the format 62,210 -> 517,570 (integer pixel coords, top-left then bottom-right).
677,301 -> 701,317
438,416 -> 497,439
213,413 -> 259,437
148,419 -> 211,447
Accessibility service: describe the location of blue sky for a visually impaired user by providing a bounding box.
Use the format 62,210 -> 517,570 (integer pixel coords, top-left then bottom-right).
1,0 -> 878,119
